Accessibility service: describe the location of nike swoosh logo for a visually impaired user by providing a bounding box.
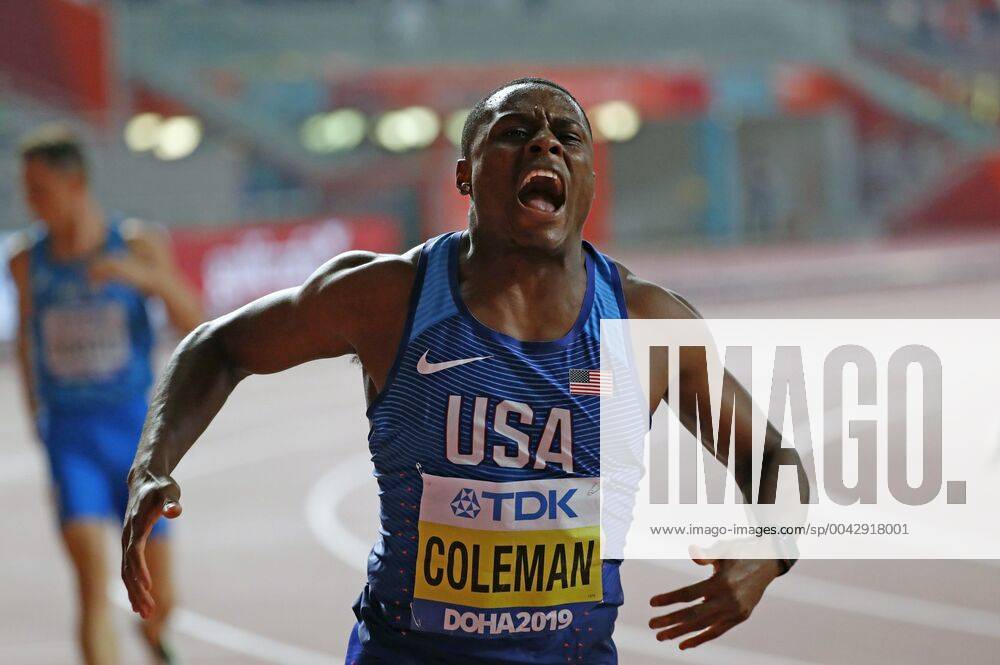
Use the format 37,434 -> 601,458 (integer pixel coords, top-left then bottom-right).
416,350 -> 491,375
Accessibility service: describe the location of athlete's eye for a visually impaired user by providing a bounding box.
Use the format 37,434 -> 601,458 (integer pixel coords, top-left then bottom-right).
559,133 -> 580,145
503,127 -> 529,139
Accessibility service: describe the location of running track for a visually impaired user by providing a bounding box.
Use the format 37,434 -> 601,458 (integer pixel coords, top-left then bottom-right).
2,272 -> 999,664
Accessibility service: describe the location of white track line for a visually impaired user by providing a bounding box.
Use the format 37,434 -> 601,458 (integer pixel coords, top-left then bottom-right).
305,454 -> 830,665
179,433 -> 330,481
0,425 -> 330,487
308,453 -> 1000,643
104,435 -> 339,664
8,414 -> 994,662
169,609 -> 333,665
0,425 -> 341,662
107,585 -> 334,665
0,414 -> 343,662
612,624 -> 825,665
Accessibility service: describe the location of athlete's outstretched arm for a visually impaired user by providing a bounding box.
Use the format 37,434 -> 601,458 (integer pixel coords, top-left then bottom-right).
617,263 -> 810,650
122,250 -> 406,618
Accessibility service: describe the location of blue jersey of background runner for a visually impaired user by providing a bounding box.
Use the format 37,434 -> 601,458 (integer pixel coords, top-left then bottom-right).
354,231 -> 633,664
28,218 -> 154,411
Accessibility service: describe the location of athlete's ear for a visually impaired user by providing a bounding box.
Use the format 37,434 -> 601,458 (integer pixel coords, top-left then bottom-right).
456,159 -> 472,197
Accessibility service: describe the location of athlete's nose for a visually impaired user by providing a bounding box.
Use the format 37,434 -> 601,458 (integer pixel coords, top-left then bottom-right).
527,131 -> 562,157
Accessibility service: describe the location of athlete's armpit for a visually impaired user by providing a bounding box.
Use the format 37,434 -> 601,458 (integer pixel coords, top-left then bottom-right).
612,260 -> 703,322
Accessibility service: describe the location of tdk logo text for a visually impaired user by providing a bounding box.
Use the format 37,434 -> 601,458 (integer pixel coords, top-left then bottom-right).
480,489 -> 578,521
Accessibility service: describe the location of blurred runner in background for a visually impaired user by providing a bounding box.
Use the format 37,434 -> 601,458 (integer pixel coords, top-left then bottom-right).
8,125 -> 203,665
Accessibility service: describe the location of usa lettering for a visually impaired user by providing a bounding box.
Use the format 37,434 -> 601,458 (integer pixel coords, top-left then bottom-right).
445,396 -> 573,472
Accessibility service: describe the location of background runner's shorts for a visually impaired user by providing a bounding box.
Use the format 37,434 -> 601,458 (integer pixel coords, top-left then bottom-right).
38,396 -> 169,538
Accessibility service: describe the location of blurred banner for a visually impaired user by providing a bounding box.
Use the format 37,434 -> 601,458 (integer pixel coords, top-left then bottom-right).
170,216 -> 399,317
0,0 -> 112,120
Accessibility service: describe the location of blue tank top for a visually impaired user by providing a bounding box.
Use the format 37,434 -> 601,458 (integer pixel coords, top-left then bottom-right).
28,218 -> 154,411
358,231 -> 635,661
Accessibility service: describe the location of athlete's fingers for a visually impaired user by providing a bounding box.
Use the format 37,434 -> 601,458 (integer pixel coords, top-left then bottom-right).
121,523 -> 139,612
134,506 -> 161,590
136,533 -> 153,591
648,601 -> 717,630
122,482 -> 166,616
649,579 -> 712,607
678,619 -> 738,650
132,574 -> 155,617
122,531 -> 155,617
127,524 -> 154,595
124,582 -> 139,614
127,556 -> 155,618
654,610 -> 719,642
124,506 -> 156,596
122,553 -> 139,613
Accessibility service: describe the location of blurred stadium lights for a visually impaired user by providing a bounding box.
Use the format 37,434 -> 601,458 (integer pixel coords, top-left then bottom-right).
444,109 -> 471,147
300,108 -> 367,153
153,116 -> 203,160
969,74 -> 1000,126
123,112 -> 163,152
591,100 -> 641,143
374,106 -> 440,152
125,113 -> 202,160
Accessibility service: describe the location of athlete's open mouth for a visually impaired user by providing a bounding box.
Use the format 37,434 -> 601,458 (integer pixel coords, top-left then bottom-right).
516,169 -> 566,214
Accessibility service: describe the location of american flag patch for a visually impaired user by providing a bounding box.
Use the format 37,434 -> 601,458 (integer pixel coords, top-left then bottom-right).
569,369 -> 613,396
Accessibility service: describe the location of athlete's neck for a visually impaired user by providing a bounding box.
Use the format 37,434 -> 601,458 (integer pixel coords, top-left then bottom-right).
458,228 -> 588,342
48,198 -> 106,261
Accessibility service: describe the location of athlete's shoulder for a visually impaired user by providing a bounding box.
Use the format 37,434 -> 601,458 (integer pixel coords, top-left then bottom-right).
606,257 -> 702,320
303,243 -> 422,296
299,242 -> 422,317
6,230 -> 35,283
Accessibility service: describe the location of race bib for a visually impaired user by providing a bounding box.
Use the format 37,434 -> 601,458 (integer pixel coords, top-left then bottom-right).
41,302 -> 130,380
411,473 -> 602,638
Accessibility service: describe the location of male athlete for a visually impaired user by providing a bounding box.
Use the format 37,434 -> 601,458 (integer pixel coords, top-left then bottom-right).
122,79 -> 800,663
9,126 -> 203,665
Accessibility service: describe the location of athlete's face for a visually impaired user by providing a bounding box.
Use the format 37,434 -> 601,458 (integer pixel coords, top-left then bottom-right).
22,158 -> 87,231
459,84 -> 595,252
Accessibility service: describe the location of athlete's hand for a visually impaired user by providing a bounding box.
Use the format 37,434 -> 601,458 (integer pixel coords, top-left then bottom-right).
648,544 -> 780,649
121,467 -> 182,619
89,254 -> 163,295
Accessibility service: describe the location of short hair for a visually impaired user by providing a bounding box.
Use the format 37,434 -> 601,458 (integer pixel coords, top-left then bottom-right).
19,124 -> 88,177
460,77 -> 591,159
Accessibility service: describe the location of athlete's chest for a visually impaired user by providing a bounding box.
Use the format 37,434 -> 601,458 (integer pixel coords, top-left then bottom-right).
31,256 -> 139,309
31,263 -> 137,331
370,316 -> 604,479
